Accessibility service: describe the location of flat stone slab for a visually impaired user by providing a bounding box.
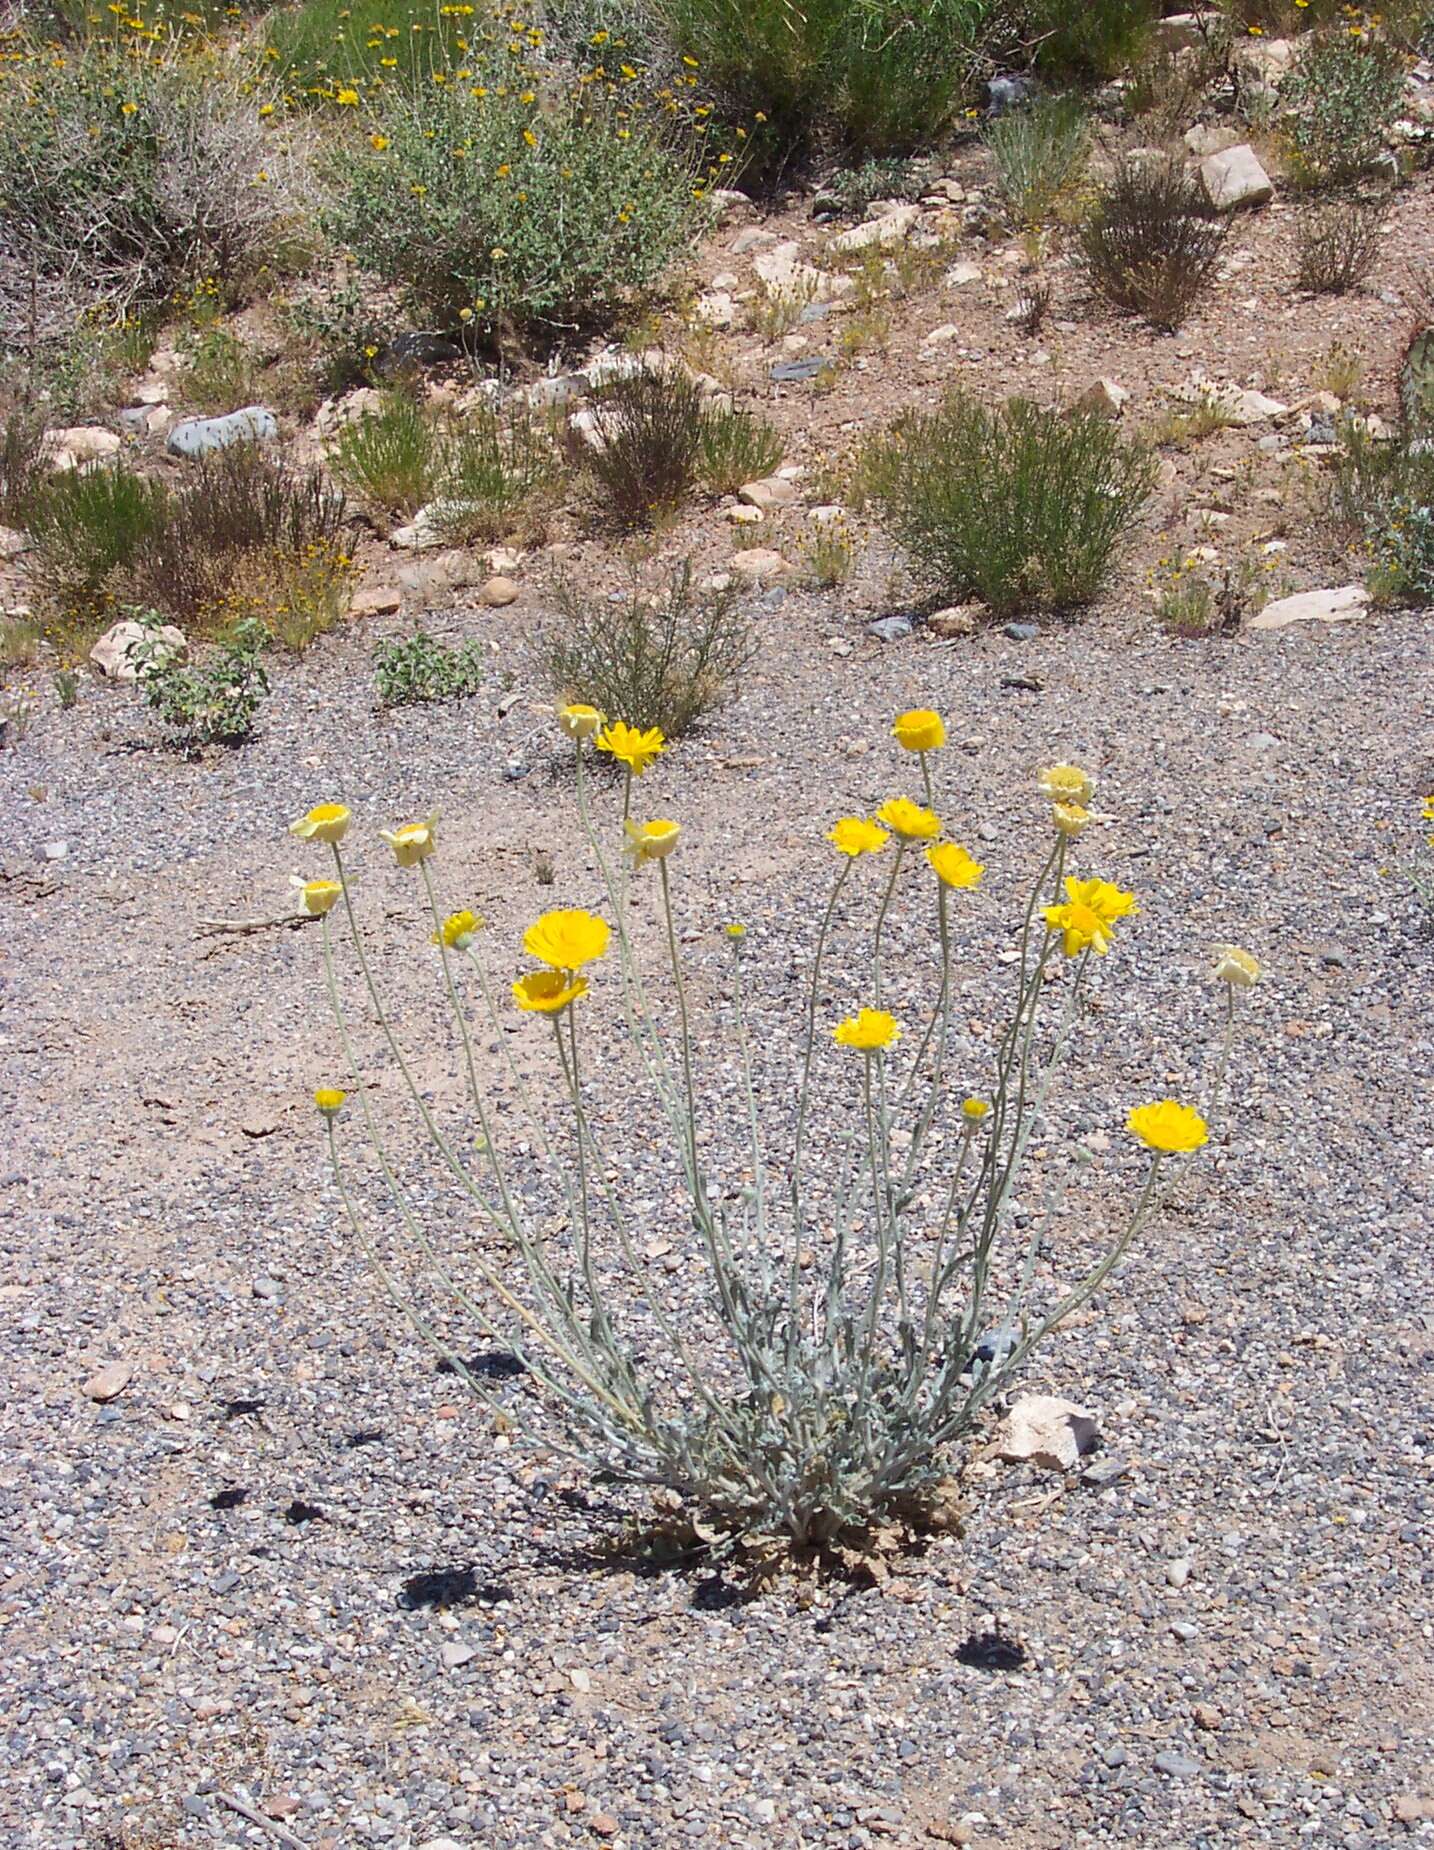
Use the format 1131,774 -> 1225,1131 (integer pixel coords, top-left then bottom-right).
1249,585 -> 1370,630
167,406 -> 278,458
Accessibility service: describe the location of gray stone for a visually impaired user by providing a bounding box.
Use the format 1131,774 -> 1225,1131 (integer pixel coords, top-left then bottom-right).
866,612 -> 917,643
251,1277 -> 283,1302
1002,621 -> 1039,641
1079,1455 -> 1130,1490
378,332 -> 464,373
167,406 -> 278,458
830,204 -> 920,255
1166,1557 -> 1193,1589
986,73 -> 1033,115
1199,144 -> 1273,212
0,524 -> 30,559
441,1641 -> 476,1670
770,358 -> 826,383
1170,1619 -> 1200,1641
1154,1751 -> 1202,1778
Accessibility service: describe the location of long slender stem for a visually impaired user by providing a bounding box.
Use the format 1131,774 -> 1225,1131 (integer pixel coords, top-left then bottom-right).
792,860 -> 850,1215
872,842 -> 905,1009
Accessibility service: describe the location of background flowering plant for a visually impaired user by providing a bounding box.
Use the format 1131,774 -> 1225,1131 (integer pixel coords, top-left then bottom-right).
299,715 -> 1255,1553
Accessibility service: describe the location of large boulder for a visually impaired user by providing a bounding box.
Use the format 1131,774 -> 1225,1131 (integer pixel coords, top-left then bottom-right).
167,406 -> 278,459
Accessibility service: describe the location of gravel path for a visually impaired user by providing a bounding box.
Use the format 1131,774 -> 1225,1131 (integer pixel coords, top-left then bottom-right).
1,588 -> 1431,1850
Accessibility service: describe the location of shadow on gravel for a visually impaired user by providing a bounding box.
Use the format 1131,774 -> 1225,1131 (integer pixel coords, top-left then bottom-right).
399,1565 -> 516,1610
436,1349 -> 526,1380
955,1630 -> 1028,1671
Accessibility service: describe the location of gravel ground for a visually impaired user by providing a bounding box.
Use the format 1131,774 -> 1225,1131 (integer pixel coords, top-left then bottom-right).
1,583 -> 1432,1850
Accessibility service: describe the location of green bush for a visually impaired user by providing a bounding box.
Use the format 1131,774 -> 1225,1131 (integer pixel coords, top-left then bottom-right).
650,0 -> 989,155
26,466 -> 169,614
865,393 -> 1156,613
133,610 -> 270,747
323,83 -> 698,345
1080,156 -> 1227,331
1023,0 -> 1156,76
329,394 -> 442,515
584,366 -> 708,526
374,630 -> 488,707
982,92 -> 1089,228
1280,32 -> 1407,188
695,404 -> 785,494
1330,416 -> 1434,601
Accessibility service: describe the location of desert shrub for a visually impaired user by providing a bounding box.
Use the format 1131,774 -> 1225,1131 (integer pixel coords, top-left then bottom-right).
374,631 -> 488,707
649,0 -> 989,155
0,615 -> 41,670
1294,191 -> 1390,292
1151,552 -> 1266,634
1023,0 -> 1156,76
1125,28 -> 1231,137
0,409 -> 49,524
133,610 -> 270,746
695,405 -> 785,494
303,729 -> 1251,1552
174,327 -> 262,415
542,560 -> 753,735
1080,156 -> 1227,331
1279,32 -> 1407,188
584,367 -> 708,526
1398,326 -> 1434,431
25,466 -> 170,615
199,543 -> 355,653
983,92 -> 1089,228
323,83 -> 698,347
817,156 -> 937,217
266,0 -> 483,99
864,393 -> 1156,613
1328,414 -> 1434,600
329,394 -> 441,515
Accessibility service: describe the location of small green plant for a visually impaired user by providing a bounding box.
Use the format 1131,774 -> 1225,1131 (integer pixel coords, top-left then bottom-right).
864,393 -> 1156,613
1080,156 -> 1227,331
54,668 -> 80,709
818,156 -> 935,217
1025,0 -> 1156,77
1295,192 -> 1390,293
983,92 -> 1089,229
266,0 -> 478,97
1280,31 -> 1407,189
1398,326 -> 1434,431
133,610 -> 270,747
440,403 -> 556,544
1151,552 -> 1266,634
746,276 -> 821,340
1328,413 -> 1434,599
1147,392 -> 1242,448
329,394 -> 442,516
0,615 -> 40,670
26,465 -> 169,617
1013,271 -> 1053,337
174,326 -> 261,415
801,517 -> 856,587
542,558 -> 754,735
1314,338 -> 1367,403
1407,792 -> 1434,917
0,689 -> 38,750
374,630 -> 489,707
696,405 -> 785,495
1125,29 -> 1230,137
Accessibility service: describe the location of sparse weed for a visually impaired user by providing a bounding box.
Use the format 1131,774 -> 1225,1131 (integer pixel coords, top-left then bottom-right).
983,93 -> 1090,229
1313,339 -> 1367,403
1295,192 -> 1390,294
1080,156 -> 1227,331
801,517 -> 856,586
174,326 -> 262,415
583,367 -> 707,527
696,405 -> 785,494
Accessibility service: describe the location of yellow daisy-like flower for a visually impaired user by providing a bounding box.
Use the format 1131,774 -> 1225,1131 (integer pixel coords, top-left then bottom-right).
926,841 -> 984,890
558,702 -> 602,741
370,131 -> 390,150
596,719 -> 665,775
724,921 -> 746,938
1038,763 -> 1094,806
892,708 -> 946,753
512,969 -> 588,1014
1063,876 -> 1138,927
523,908 -> 610,972
1127,1099 -> 1208,1154
434,908 -> 483,950
961,1097 -> 990,1121
1051,802 -> 1090,838
1421,794 -> 1434,821
623,818 -> 681,866
289,802 -> 351,844
314,1087 -> 347,1117
1043,900 -> 1115,957
875,796 -> 942,841
379,812 -> 439,868
827,816 -> 890,857
335,86 -> 360,104
292,876 -> 342,917
1212,945 -> 1260,988
833,1007 -> 900,1052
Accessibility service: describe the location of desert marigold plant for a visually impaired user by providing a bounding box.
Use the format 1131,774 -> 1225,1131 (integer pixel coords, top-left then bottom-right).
297,722 -> 1256,1553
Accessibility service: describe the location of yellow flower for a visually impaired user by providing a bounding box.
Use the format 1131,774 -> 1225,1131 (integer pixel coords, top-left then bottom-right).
434,908 -> 482,950
1038,763 -> 1094,806
875,796 -> 941,841
512,969 -> 588,1014
724,921 -> 746,938
926,842 -> 984,890
523,907 -> 610,972
596,720 -> 665,775
1421,794 -> 1434,821
892,708 -> 946,753
292,876 -> 342,917
1127,1099 -> 1208,1154
623,818 -> 681,866
827,816 -> 890,857
1063,876 -> 1138,926
379,813 -> 439,867
558,701 -> 602,741
289,802 -> 351,844
833,1007 -> 900,1053
336,86 -> 360,104
961,1097 -> 990,1121
370,131 -> 389,149
1051,802 -> 1090,838
1043,901 -> 1114,956
314,1087 -> 347,1117
1212,945 -> 1260,988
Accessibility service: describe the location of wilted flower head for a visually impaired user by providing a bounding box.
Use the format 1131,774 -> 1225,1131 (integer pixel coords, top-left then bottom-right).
512,970 -> 588,1014
434,909 -> 483,950
380,813 -> 439,868
1051,802 -> 1091,838
597,720 -> 665,775
314,1087 -> 347,1118
623,818 -> 681,867
833,1007 -> 900,1052
827,816 -> 890,857
289,802 -> 351,844
523,908 -> 611,972
1127,1098 -> 1208,1154
1039,763 -> 1094,807
926,841 -> 984,890
291,875 -> 342,917
892,708 -> 946,753
875,796 -> 941,841
558,702 -> 602,741
1212,945 -> 1260,988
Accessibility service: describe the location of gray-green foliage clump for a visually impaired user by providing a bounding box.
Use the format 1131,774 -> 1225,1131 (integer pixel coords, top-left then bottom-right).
133,612 -> 270,747
1280,31 -> 1407,188
374,631 -> 488,708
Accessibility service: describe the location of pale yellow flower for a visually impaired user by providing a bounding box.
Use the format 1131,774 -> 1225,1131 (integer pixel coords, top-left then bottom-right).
1127,1098 -> 1207,1154
434,909 -> 483,950
892,708 -> 946,753
875,796 -> 941,841
380,812 -> 439,867
926,841 -> 984,890
1038,763 -> 1094,806
833,1007 -> 900,1052
623,818 -> 681,866
1212,946 -> 1260,988
558,702 -> 603,741
289,802 -> 351,844
1051,802 -> 1090,838
827,816 -> 890,857
291,875 -> 342,916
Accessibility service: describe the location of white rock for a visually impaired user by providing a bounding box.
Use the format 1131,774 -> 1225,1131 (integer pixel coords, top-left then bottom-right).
1232,389 -> 1289,424
726,505 -> 764,524
1074,377 -> 1130,419
1235,35 -> 1295,87
1248,585 -> 1370,631
997,1394 -> 1100,1472
315,387 -> 383,439
946,261 -> 983,287
1153,11 -> 1206,49
478,575 -> 520,607
1184,122 -> 1240,159
809,504 -> 846,524
928,605 -> 979,637
83,1361 -> 133,1402
694,289 -> 736,329
348,585 -> 402,618
923,323 -> 962,345
707,187 -> 753,218
711,270 -> 740,290
89,618 -> 186,682
569,408 -> 606,453
729,548 -> 792,584
738,477 -> 797,511
484,546 -> 524,576
830,204 -> 920,254
45,425 -> 121,468
390,501 -> 485,549
1200,144 -> 1273,212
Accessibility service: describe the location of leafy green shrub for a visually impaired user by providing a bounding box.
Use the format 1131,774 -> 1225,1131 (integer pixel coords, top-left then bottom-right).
982,92 -> 1089,228
817,156 -> 936,217
695,405 -> 785,494
1330,413 -> 1434,602
324,84 -> 697,345
374,631 -> 488,707
651,0 -> 989,155
542,559 -> 754,735
865,393 -> 1156,613
329,394 -> 441,515
133,610 -> 270,746
1280,32 -> 1407,188
1398,326 -> 1434,431
26,466 -> 169,615
1023,0 -> 1155,76
1080,156 -> 1227,331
